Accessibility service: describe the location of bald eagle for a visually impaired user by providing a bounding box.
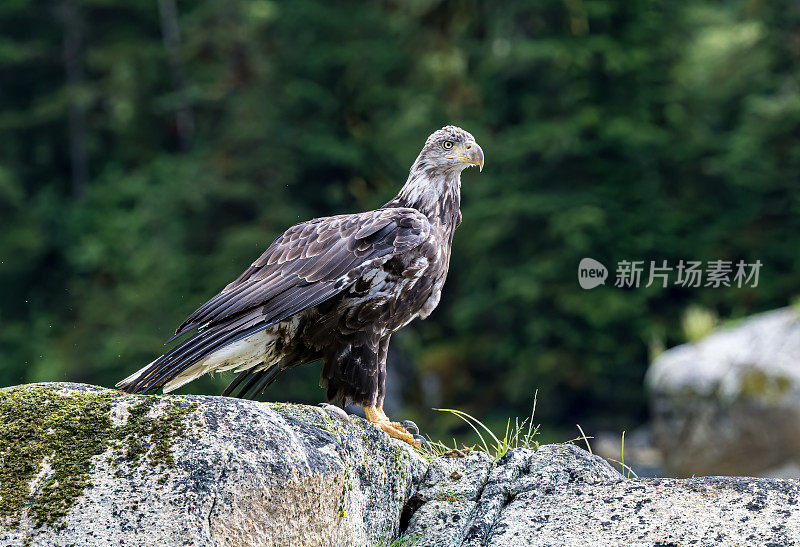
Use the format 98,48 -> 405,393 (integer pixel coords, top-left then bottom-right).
117,126 -> 484,448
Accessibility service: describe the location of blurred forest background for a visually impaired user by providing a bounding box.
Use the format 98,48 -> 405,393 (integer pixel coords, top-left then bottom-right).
1,0 -> 799,442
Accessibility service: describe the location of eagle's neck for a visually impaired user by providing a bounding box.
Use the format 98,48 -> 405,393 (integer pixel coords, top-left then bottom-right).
388,161 -> 462,228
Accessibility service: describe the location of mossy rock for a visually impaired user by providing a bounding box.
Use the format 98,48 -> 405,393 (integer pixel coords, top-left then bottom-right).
0,382 -> 426,547
0,383 -> 198,530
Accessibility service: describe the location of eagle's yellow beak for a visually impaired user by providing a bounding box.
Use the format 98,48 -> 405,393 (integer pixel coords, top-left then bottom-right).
469,143 -> 484,172
446,142 -> 484,172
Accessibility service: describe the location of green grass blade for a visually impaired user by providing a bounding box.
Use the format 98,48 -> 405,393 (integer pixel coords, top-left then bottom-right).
434,408 -> 502,447
575,424 -> 592,455
434,408 -> 492,455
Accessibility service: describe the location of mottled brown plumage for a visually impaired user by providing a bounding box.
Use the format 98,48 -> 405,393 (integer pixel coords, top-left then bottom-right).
117,126 -> 483,445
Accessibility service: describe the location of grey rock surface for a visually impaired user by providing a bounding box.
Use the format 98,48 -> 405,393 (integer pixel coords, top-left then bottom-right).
404,444 -> 800,546
0,383 -> 426,547
646,307 -> 800,476
404,450 -> 493,546
2,383 -> 800,547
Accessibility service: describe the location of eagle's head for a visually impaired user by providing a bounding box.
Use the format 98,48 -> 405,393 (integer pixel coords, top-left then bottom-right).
394,125 -> 483,216
417,125 -> 484,175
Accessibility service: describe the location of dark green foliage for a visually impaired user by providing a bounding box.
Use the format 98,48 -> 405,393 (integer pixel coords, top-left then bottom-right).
1,1 -> 798,439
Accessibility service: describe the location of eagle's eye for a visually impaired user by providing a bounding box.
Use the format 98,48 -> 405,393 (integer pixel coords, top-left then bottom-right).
442,140 -> 454,150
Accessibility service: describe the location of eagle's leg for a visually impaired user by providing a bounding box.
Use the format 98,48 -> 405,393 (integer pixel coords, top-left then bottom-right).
364,405 -> 426,449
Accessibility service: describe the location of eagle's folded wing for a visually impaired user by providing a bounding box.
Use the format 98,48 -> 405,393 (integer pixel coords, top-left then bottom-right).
116,207 -> 430,393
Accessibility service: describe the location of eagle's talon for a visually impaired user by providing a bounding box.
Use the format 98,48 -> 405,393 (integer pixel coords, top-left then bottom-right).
363,406 -> 422,447
376,421 -> 421,448
413,434 -> 432,451
399,420 -> 419,435
319,403 -> 350,423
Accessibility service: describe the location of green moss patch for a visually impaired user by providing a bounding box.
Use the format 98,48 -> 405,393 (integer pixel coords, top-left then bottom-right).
113,398 -> 196,469
0,384 -> 198,530
739,369 -> 793,402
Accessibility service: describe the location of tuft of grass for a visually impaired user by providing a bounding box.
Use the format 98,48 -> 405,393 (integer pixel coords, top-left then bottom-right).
606,430 -> 638,478
425,394 -> 638,479
431,392 -> 540,461
568,426 -> 638,479
421,437 -> 474,459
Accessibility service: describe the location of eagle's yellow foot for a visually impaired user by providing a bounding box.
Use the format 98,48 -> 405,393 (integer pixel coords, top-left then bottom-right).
363,405 -> 428,449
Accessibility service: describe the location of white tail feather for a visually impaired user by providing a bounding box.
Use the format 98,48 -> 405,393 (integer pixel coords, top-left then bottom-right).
162,330 -> 277,392
115,358 -> 157,388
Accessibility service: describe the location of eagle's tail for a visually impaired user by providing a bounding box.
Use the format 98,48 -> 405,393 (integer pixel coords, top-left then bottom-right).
220,340 -> 318,399
221,366 -> 285,399
116,311 -> 274,394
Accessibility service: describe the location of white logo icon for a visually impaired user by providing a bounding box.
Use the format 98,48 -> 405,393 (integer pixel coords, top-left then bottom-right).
578,258 -> 608,289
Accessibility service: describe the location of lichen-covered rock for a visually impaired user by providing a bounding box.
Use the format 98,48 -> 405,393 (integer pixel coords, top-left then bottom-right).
403,450 -> 493,546
646,307 -> 800,477
404,444 -> 622,546
403,444 -> 800,546
469,475 -> 800,545
0,383 -> 426,547
3,383 -> 800,546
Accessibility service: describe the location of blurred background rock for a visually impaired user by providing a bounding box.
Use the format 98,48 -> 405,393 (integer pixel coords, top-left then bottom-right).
647,306 -> 800,478
1,0 -> 799,477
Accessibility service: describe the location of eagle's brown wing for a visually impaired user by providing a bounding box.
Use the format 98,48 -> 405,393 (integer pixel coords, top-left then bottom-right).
116,208 -> 430,393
